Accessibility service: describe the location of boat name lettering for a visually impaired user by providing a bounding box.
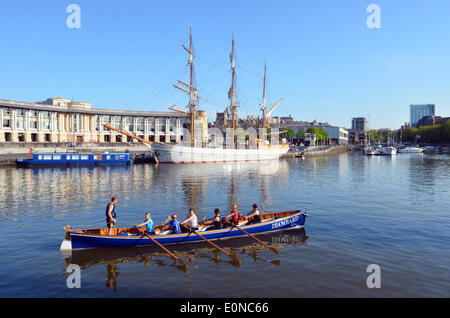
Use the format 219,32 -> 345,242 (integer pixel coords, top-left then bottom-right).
271,215 -> 299,229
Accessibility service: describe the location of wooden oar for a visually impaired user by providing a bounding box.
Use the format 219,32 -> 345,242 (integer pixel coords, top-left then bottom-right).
193,231 -> 240,264
135,227 -> 186,267
234,225 -> 280,256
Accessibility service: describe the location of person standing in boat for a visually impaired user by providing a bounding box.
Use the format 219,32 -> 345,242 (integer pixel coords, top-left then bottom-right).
203,208 -> 223,231
134,213 -> 155,235
162,214 -> 181,234
106,197 -> 118,235
224,204 -> 240,227
246,203 -> 261,225
180,208 -> 198,233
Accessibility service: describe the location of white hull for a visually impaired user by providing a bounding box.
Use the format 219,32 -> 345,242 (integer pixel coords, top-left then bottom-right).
398,147 -> 423,153
152,143 -> 289,163
377,147 -> 397,155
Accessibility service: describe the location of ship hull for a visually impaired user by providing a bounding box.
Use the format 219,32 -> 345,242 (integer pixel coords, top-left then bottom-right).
152,143 -> 289,163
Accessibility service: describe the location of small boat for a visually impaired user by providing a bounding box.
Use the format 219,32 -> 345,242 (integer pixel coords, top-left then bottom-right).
363,146 -> 377,155
377,146 -> 397,155
60,210 -> 307,250
16,152 -> 132,167
397,146 -> 424,153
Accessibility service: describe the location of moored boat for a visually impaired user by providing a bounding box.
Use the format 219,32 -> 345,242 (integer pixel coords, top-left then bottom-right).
16,152 -> 132,167
397,146 -> 424,153
60,210 -> 307,250
377,146 -> 397,155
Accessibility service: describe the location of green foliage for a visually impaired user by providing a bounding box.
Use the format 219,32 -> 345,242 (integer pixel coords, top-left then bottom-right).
369,129 -> 393,144
306,127 -> 329,145
296,129 -> 305,139
280,128 -> 295,139
401,119 -> 450,143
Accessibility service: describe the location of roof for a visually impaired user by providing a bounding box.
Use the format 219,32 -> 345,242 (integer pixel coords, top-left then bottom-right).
0,98 -> 189,118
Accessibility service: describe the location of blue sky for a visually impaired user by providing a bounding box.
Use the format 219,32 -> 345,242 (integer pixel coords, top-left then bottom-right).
0,0 -> 449,129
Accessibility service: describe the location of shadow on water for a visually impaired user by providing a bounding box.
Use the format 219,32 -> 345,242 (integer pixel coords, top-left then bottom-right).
62,228 -> 308,289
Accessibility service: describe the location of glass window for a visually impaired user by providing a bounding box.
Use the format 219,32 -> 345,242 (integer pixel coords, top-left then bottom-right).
38,155 -> 43,160
93,155 -> 98,160
71,155 -> 79,160
80,155 -> 88,160
43,155 -> 52,160
16,120 -> 25,129
53,155 -> 61,160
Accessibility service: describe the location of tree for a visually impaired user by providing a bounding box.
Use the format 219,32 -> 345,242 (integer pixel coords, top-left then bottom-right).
306,127 -> 329,145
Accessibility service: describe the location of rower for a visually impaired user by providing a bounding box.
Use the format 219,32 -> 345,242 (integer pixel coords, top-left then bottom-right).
224,204 -> 240,227
180,208 -> 198,233
246,203 -> 261,225
134,212 -> 155,235
203,208 -> 223,231
106,197 -> 118,235
162,214 -> 181,234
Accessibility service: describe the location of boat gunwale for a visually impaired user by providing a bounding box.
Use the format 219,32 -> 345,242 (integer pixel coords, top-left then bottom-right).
68,210 -> 304,240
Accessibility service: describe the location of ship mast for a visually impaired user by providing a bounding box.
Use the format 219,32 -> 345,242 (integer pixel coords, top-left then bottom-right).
261,60 -> 267,131
176,25 -> 199,147
229,30 -> 239,149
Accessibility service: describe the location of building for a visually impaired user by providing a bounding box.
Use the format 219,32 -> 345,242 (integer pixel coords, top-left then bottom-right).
271,119 -> 348,145
348,117 -> 368,145
0,97 -> 192,144
416,115 -> 450,127
410,104 -> 435,127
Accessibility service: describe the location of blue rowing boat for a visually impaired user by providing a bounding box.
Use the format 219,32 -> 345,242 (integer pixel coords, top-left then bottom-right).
60,210 -> 307,250
16,152 -> 132,167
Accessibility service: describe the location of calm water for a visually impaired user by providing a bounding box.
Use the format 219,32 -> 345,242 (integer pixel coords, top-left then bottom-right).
0,153 -> 449,297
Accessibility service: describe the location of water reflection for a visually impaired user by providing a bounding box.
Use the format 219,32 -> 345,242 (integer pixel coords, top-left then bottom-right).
63,228 -> 308,291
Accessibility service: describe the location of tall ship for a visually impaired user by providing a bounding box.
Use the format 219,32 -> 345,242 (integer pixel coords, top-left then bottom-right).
106,27 -> 289,163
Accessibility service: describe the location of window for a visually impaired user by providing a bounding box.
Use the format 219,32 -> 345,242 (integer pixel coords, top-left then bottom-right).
66,155 -> 71,160
71,155 -> 79,160
38,155 -> 43,160
16,120 -> 25,129
80,155 -> 89,160
106,155 -> 111,160
93,155 -> 98,160
53,155 -> 61,160
43,155 -> 52,160
3,119 -> 11,128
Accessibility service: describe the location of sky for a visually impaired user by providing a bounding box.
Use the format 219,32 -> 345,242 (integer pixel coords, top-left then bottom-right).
0,0 -> 449,129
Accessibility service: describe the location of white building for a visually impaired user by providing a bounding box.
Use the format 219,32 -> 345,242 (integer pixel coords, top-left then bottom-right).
0,97 -> 191,144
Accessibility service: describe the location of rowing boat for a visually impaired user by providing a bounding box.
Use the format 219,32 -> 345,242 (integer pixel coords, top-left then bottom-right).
60,210 -> 307,250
